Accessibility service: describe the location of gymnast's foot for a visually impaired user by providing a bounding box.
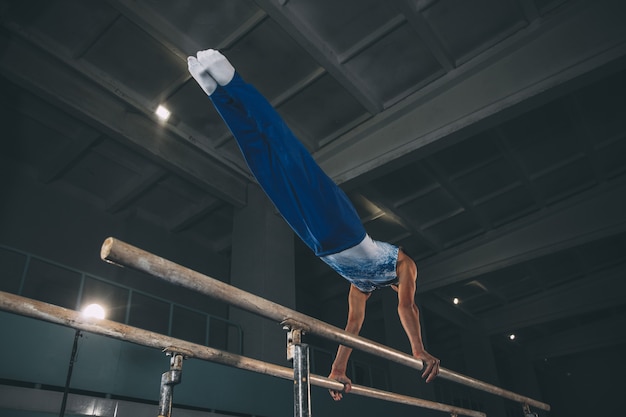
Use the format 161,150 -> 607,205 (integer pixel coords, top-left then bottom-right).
188,56 -> 218,95
196,49 -> 235,87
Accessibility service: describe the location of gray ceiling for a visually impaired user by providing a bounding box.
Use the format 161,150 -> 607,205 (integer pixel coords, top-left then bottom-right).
1,0 -> 625,362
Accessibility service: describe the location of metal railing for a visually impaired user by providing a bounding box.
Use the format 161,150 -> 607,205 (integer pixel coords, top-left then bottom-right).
0,243 -> 243,353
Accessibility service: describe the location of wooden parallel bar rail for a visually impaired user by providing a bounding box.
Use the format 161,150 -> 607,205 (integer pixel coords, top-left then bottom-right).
0,291 -> 485,417
100,237 -> 550,411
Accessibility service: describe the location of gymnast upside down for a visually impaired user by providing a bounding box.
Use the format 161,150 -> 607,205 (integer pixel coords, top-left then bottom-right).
187,49 -> 440,401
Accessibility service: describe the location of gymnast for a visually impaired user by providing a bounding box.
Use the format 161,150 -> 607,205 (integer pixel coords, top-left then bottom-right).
187,49 -> 440,401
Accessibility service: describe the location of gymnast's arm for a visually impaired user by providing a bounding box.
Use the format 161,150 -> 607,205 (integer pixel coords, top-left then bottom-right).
328,284 -> 370,401
395,250 -> 440,383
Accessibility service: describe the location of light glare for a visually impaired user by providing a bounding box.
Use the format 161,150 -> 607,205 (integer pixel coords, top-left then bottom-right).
82,303 -> 106,320
453,297 -> 460,305
155,105 -> 171,121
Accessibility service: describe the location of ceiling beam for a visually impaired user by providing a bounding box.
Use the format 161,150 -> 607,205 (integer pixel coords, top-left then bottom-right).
0,33 -> 248,207
252,0 -> 382,114
169,197 -> 222,233
390,0 -> 455,71
106,0 -> 205,59
106,165 -> 167,213
482,263 -> 626,334
316,0 -> 626,185
38,132 -> 102,184
422,159 -> 491,231
15,93 -> 103,183
417,178 -> 626,292
516,0 -> 540,23
491,129 -> 547,208
359,186 -> 441,252
2,14 -> 252,181
336,15 -> 406,64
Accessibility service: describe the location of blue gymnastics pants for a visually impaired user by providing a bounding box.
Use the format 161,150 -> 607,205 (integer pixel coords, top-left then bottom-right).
209,73 -> 366,257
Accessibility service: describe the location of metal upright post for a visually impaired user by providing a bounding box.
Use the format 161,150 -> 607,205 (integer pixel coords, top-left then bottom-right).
286,327 -> 311,417
523,403 -> 538,417
158,348 -> 187,417
59,329 -> 81,417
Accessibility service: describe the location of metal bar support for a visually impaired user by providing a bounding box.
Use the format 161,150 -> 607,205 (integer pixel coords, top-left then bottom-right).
158,348 -> 188,417
523,403 -> 538,417
287,327 -> 311,417
59,329 -> 81,417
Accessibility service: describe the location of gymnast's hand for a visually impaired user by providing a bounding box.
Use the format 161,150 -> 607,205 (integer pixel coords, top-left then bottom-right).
328,370 -> 352,401
414,349 -> 440,383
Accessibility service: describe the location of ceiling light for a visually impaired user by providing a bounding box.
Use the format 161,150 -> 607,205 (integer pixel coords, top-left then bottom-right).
82,303 -> 106,320
509,333 -> 516,341
453,297 -> 460,305
155,105 -> 171,121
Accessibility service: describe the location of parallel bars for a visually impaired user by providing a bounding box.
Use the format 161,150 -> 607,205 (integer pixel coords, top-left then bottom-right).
100,237 -> 550,412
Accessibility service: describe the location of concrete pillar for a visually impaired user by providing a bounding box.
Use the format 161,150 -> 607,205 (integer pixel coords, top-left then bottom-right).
229,184 -> 296,365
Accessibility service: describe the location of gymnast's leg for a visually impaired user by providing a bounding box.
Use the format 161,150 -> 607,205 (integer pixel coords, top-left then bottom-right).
188,50 -> 365,256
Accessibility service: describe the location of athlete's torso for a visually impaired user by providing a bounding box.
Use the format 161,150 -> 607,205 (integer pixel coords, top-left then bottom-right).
320,235 -> 399,293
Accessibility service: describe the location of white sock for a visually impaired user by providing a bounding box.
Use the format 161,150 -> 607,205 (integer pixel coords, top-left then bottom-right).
188,56 -> 217,95
196,49 -> 235,86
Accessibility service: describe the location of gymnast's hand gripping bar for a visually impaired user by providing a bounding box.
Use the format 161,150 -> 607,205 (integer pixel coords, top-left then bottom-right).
99,237 -> 550,412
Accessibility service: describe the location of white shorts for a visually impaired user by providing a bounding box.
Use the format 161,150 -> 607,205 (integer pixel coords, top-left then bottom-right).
321,235 -> 399,293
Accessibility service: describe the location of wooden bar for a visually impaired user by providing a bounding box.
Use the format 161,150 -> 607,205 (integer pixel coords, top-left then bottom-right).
0,291 -> 485,417
100,237 -> 550,411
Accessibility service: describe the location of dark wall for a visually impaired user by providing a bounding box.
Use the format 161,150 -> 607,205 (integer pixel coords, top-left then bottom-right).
535,345 -> 626,417
493,342 -> 626,417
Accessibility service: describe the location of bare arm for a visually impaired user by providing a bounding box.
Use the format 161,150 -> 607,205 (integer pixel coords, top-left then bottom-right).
395,250 -> 440,382
328,284 -> 370,401
328,250 -> 439,400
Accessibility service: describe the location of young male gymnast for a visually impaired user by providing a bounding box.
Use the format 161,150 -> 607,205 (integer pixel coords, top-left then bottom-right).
187,49 -> 440,400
